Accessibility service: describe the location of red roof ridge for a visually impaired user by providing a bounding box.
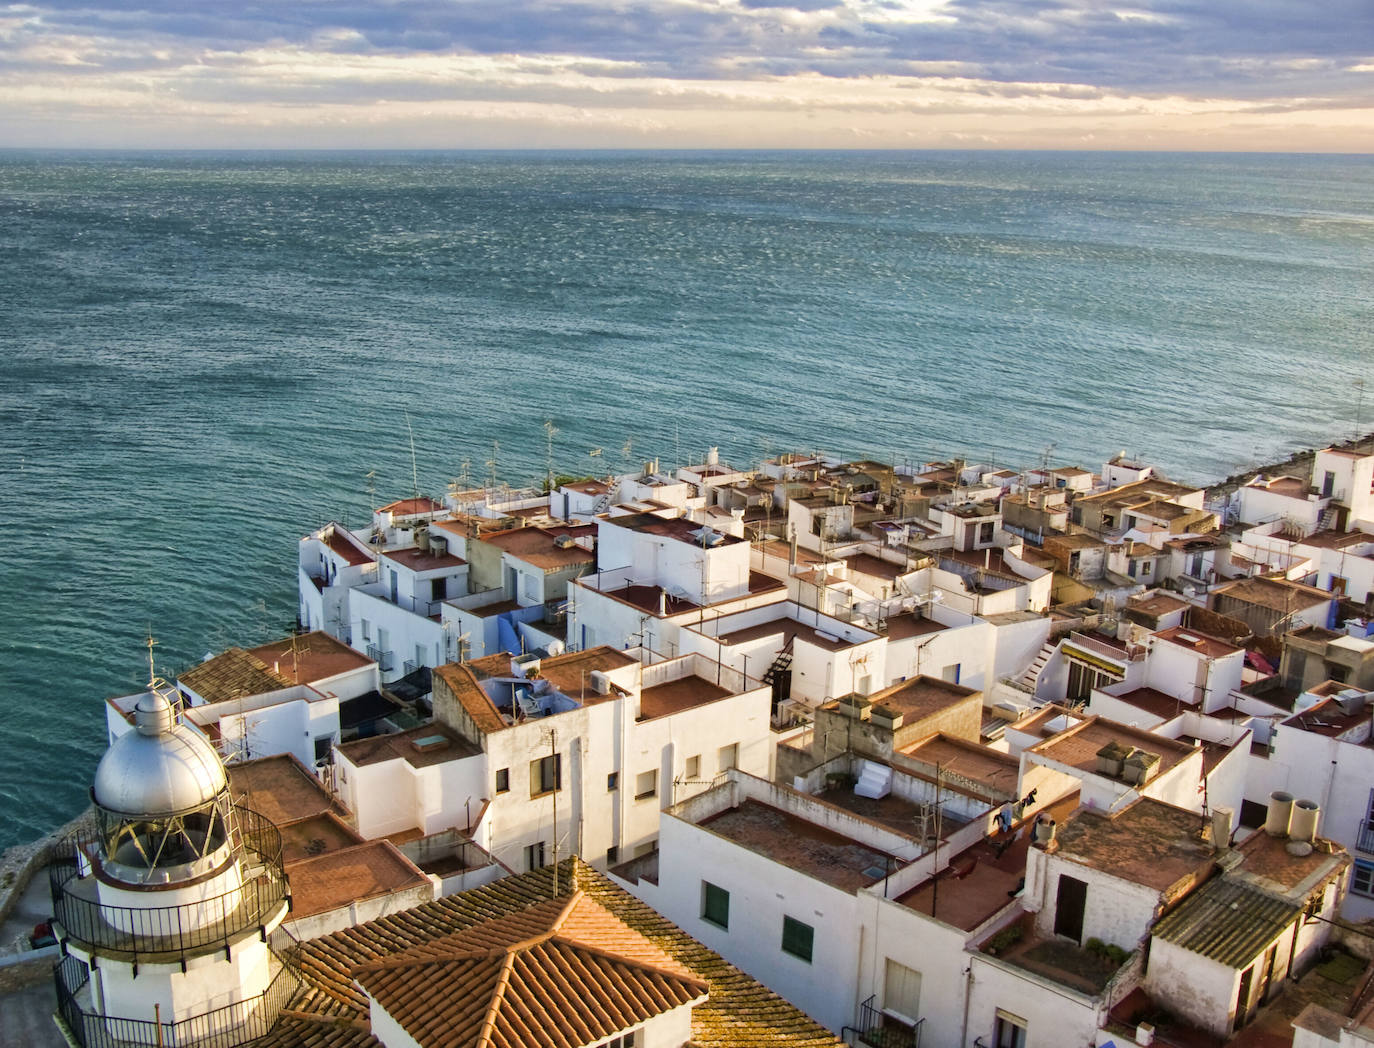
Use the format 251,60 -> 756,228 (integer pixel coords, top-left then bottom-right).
474,949 -> 518,1048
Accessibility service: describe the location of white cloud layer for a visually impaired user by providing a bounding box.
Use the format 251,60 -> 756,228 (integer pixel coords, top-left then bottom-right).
0,0 -> 1370,148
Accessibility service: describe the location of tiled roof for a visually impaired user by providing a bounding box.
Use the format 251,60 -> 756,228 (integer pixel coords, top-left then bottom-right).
353,892 -> 707,1048
257,860 -> 843,1048
180,647 -> 290,703
1152,878 -> 1297,968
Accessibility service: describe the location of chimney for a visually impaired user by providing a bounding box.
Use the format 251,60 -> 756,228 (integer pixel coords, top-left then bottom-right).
1210,807 -> 1233,851
1264,791 -> 1294,837
1289,799 -> 1320,843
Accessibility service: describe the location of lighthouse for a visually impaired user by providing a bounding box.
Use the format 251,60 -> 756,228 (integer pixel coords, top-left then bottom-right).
50,677 -> 294,1047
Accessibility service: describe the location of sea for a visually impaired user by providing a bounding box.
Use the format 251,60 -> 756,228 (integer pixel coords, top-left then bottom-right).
1,149 -> 1371,853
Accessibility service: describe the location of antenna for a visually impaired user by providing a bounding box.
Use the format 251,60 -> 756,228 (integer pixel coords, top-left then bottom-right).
145,630 -> 159,689
365,469 -> 378,513
544,419 -> 559,494
404,411 -> 420,500
1355,378 -> 1366,443
486,440 -> 500,492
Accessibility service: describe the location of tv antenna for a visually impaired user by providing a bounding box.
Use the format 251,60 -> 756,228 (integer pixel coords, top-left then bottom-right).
544,419 -> 559,493
404,410 -> 420,500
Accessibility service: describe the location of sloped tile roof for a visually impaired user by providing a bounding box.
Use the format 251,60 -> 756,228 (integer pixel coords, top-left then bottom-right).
1152,878 -> 1298,968
257,860 -> 843,1048
180,647 -> 290,703
354,892 -> 707,1048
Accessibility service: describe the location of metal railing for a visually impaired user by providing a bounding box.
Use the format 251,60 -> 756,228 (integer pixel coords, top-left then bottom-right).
50,807 -> 288,964
366,644 -> 395,670
854,995 -> 923,1048
56,945 -> 301,1048
1358,819 -> 1374,856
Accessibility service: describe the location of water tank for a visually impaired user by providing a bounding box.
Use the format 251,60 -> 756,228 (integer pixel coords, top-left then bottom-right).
1289,799 -> 1321,843
1264,791 -> 1294,837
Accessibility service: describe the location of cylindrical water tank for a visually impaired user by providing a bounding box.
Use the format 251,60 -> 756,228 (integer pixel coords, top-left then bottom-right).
1265,791 -> 1294,837
1289,799 -> 1321,843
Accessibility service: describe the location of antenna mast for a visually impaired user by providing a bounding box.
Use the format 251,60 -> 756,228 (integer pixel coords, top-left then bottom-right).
544,419 -> 559,494
404,410 -> 420,500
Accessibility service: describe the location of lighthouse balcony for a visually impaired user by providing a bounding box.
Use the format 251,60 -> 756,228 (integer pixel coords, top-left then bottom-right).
54,943 -> 301,1048
50,807 -> 290,965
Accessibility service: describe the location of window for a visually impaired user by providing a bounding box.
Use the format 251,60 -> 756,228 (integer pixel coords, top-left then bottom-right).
313,736 -> 334,763
525,841 -> 546,871
685,755 -> 700,779
607,771 -> 619,792
883,960 -> 922,1022
595,1031 -> 638,1048
530,754 -> 562,796
979,521 -> 995,544
1128,561 -> 1138,578
360,618 -> 372,641
1141,561 -> 1152,576
495,768 -> 510,794
522,572 -> 539,601
635,770 -> 657,801
701,881 -> 729,930
606,846 -> 619,865
718,742 -> 738,772
781,916 -> 813,962
1353,861 -> 1374,898
941,664 -> 960,684
995,1013 -> 1027,1048
1125,515 -> 1137,530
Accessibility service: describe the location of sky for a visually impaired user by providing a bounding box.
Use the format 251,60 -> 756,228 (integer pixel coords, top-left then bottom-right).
1,0 -> 1371,150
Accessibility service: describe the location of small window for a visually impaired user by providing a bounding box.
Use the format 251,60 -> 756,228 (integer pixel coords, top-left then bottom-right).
1141,561 -> 1152,576
360,618 -> 372,640
606,846 -> 619,865
685,755 -> 700,779
313,736 -> 334,763
979,521 -> 994,544
781,915 -> 813,962
530,754 -> 562,797
1353,861 -> 1374,898
995,1013 -> 1028,1048
495,768 -> 510,794
607,771 -> 619,792
525,841 -> 546,871
635,770 -> 657,801
718,742 -> 738,772
596,1031 -> 638,1048
702,881 -> 729,930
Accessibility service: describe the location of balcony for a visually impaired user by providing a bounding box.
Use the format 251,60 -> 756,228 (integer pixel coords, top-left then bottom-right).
55,945 -> 300,1048
49,807 -> 288,965
366,644 -> 395,671
853,995 -> 923,1048
1358,819 -> 1374,855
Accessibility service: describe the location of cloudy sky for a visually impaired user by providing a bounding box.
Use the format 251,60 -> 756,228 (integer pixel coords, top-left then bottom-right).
2,0 -> 1371,150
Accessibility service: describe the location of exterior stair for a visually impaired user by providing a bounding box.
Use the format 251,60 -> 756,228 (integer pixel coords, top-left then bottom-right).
854,760 -> 892,800
1016,641 -> 1057,693
1317,506 -> 1338,531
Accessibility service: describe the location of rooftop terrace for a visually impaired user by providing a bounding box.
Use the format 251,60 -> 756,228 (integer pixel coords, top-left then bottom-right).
700,799 -> 898,892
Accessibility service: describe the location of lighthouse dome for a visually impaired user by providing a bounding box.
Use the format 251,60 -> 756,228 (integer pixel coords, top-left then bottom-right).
92,690 -> 227,817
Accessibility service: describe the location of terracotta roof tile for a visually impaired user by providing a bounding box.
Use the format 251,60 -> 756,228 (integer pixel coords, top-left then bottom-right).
180,647 -> 290,703
353,893 -> 707,1048
260,860 -> 842,1048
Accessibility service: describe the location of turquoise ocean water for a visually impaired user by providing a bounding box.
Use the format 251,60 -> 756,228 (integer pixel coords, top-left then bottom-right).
1,150 -> 1371,852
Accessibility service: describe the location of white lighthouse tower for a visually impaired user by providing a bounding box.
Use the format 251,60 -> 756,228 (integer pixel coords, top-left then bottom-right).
50,665 -> 294,1047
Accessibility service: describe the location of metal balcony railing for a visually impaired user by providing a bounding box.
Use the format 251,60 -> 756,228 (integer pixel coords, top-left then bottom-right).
56,945 -> 301,1048
854,995 -> 923,1048
50,807 -> 288,964
1357,819 -> 1374,856
366,644 -> 395,670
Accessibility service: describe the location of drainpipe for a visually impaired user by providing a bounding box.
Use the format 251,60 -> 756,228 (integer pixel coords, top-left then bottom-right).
959,962 -> 974,1047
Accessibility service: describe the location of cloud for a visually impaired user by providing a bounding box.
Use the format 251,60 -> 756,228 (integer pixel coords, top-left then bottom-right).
0,0 -> 1369,147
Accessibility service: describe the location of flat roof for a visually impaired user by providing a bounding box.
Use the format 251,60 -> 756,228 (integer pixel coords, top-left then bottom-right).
277,812 -> 365,864
534,647 -> 639,700
1030,716 -> 1195,777
338,722 -> 481,769
285,841 -> 429,919
321,525 -> 374,567
1127,592 -> 1190,617
899,734 -> 1020,796
699,799 -> 897,892
1052,798 -> 1214,893
1108,687 -> 1188,723
1212,575 -> 1333,611
378,497 -> 443,516
484,526 -> 596,569
249,631 -> 373,686
715,616 -> 866,654
382,547 -> 467,572
1233,831 -> 1351,895
1154,625 -> 1243,658
865,674 -> 979,721
638,676 -> 733,721
227,754 -> 341,826
604,512 -> 746,548
883,612 -> 947,641
1283,695 -> 1373,738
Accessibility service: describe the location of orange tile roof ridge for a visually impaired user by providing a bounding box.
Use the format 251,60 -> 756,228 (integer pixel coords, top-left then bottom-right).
473,948 -> 518,1048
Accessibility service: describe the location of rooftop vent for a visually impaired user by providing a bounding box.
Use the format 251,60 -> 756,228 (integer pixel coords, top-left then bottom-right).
1264,791 -> 1294,837
1095,740 -> 1131,777
554,534 -> 577,549
1122,748 -> 1161,786
411,734 -> 450,754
